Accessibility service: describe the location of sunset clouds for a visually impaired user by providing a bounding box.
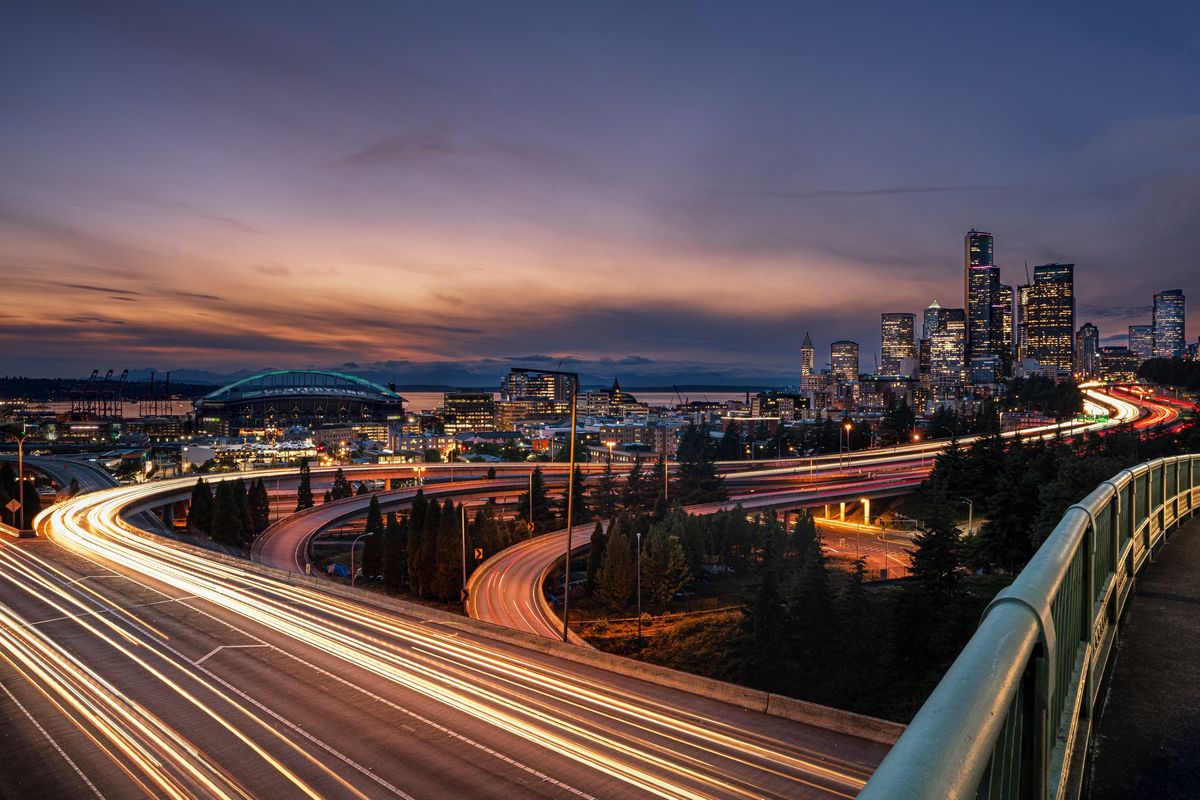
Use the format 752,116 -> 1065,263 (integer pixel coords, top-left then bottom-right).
2,1 -> 1198,380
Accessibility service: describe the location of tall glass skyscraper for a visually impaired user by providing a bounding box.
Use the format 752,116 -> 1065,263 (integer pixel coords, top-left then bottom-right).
880,313 -> 917,375
831,340 -> 860,383
1025,263 -> 1075,371
964,230 -> 997,362
1075,322 -> 1100,378
1152,289 -> 1186,359
1128,324 -> 1154,363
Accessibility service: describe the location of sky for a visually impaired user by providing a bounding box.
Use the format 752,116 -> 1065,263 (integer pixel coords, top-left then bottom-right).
2,1 -> 1199,385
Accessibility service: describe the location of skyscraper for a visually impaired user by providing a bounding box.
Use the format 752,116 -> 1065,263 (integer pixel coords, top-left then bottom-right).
830,340 -> 860,383
994,283 -> 1014,357
1016,283 -> 1033,360
922,300 -> 947,339
1024,263 -> 1075,372
800,332 -> 814,377
1074,322 -> 1099,379
1152,289 -> 1186,359
929,308 -> 968,385
964,229 -> 997,361
1128,325 -> 1154,364
880,313 -> 917,376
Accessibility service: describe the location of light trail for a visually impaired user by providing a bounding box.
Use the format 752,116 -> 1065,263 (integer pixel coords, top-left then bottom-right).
11,471 -> 877,798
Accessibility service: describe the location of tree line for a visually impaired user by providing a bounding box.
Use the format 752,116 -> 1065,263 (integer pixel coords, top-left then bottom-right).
1139,357 -> 1200,391
187,476 -> 271,547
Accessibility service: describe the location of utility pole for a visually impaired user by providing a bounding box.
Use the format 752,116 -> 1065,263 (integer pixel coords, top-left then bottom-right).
636,530 -> 643,652
460,503 -> 468,603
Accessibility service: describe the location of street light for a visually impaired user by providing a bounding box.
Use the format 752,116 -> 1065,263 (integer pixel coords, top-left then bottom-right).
960,497 -> 974,537
604,440 -> 616,463
635,530 -> 643,652
840,421 -> 853,471
1,424 -> 32,532
349,531 -> 374,588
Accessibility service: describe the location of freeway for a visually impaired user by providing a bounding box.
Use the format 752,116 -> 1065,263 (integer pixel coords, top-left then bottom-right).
467,467 -> 930,641
0,475 -> 889,799
252,477 -> 557,573
0,454 -> 119,494
467,386 -> 1149,640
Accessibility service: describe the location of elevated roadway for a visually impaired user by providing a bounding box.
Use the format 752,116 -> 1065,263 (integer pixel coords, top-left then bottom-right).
0,475 -> 891,799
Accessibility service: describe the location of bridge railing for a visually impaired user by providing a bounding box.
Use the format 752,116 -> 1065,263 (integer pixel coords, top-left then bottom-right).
860,453 -> 1198,800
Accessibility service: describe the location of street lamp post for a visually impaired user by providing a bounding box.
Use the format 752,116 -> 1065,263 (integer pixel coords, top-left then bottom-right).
961,497 -> 974,537
635,530 -> 643,652
2,424 -> 31,532
460,503 -> 468,603
841,421 -> 853,471
349,531 -> 374,588
561,374 -> 579,643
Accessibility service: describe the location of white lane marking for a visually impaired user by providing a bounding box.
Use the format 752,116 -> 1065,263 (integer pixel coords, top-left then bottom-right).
0,678 -> 106,799
22,595 -> 199,627
193,644 -> 268,665
67,574 -> 124,584
177,599 -> 598,800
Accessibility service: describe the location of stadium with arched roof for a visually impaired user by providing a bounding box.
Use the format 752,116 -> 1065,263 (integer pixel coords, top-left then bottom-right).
194,370 -> 406,435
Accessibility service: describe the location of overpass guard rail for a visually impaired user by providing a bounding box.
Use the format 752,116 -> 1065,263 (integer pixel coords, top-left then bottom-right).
860,454 -> 1198,800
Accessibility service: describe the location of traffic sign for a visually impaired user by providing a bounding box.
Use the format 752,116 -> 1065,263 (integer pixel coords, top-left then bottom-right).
473,548 -> 484,560
5,499 -> 19,513
526,522 -> 535,533
460,589 -> 469,602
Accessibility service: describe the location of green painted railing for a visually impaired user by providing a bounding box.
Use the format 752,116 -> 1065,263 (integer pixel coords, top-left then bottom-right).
860,454 -> 1199,800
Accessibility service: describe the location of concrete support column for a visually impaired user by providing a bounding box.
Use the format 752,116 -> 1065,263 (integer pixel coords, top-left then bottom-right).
839,501 -> 846,522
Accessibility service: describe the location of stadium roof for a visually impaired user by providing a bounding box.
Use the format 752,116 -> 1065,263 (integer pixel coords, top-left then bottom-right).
199,370 -> 406,404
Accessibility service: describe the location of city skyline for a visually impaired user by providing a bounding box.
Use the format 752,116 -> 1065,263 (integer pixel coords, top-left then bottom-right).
3,3 -> 1199,382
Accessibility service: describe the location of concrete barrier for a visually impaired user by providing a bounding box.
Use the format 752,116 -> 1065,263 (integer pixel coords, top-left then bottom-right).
105,511 -> 905,746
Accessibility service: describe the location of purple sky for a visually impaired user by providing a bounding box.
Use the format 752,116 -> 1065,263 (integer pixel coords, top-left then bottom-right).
2,1 -> 1198,384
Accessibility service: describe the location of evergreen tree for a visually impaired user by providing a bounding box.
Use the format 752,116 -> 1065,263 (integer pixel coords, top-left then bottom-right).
738,530 -> 789,692
249,478 -> 271,536
590,459 -> 619,520
641,525 -> 690,610
878,398 -> 916,445
647,458 -> 669,506
715,419 -> 745,461
295,457 -> 314,511
383,512 -> 408,592
908,484 -> 964,599
415,497 -> 442,597
558,465 -> 590,524
596,525 -> 636,612
517,467 -> 554,534
330,468 -> 351,500
407,491 -> 428,596
585,521 -> 607,593
187,477 -> 213,534
833,558 -> 879,711
434,499 -> 462,601
233,478 -> 253,544
622,457 -> 647,511
362,494 -> 385,579
675,423 -> 726,503
788,531 -> 833,700
210,481 -> 245,546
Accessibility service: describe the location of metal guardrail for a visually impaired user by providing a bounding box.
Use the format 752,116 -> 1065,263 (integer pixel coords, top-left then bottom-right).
860,454 -> 1199,800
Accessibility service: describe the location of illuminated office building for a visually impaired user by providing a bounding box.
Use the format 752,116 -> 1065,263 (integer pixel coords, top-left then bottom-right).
1152,289 -> 1186,359
442,392 -> 496,434
929,308 -> 968,385
800,332 -> 814,377
830,340 -> 860,383
880,313 -> 917,376
1074,323 -> 1100,379
1024,263 -> 1075,372
922,300 -> 948,339
1128,324 -> 1154,364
